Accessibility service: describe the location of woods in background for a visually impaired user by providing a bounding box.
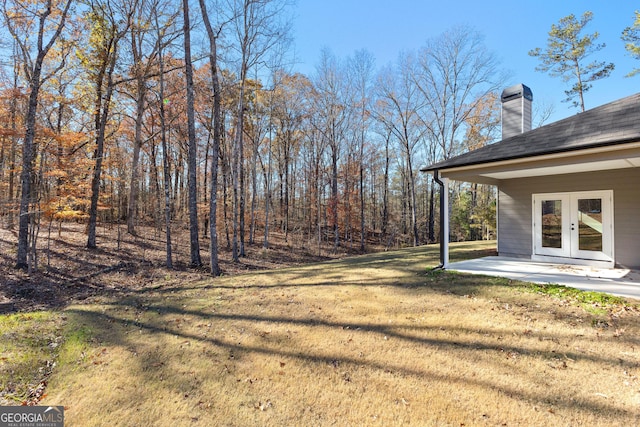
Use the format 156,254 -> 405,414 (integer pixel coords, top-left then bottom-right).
0,0 -> 500,273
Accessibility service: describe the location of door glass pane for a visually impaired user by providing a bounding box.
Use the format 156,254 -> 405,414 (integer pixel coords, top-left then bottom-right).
578,198 -> 603,251
541,200 -> 562,248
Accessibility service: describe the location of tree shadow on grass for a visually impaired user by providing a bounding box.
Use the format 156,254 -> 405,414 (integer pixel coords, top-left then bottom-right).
64,296 -> 639,423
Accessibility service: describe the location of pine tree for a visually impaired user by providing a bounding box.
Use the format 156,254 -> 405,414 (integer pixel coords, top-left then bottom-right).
622,10 -> 640,77
529,11 -> 614,111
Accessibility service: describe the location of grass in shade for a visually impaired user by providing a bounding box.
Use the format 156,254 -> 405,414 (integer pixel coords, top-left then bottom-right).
3,241 -> 640,426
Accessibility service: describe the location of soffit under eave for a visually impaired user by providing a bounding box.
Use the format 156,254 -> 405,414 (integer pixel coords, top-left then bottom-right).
435,144 -> 640,184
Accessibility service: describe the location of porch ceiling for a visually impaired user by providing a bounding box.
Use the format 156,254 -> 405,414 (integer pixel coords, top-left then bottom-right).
439,143 -> 640,184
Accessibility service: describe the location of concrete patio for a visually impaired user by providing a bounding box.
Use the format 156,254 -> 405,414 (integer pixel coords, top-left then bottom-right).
447,256 -> 640,300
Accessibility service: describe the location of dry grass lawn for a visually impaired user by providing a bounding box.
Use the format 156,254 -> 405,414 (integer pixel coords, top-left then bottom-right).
33,242 -> 640,425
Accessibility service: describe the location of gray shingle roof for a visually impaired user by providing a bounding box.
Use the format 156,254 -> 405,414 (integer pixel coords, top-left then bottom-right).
421,92 -> 640,172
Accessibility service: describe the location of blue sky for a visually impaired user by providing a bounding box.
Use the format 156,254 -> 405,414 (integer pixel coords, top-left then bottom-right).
292,0 -> 638,123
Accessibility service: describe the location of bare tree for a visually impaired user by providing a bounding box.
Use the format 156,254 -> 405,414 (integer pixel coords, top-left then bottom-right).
375,56 -> 427,247
126,0 -> 163,236
413,26 -> 504,245
182,0 -> 202,266
4,39 -> 21,231
313,48 -> 349,253
371,112 -> 394,242
152,2 -> 180,268
347,49 -> 375,252
269,72 -> 309,244
2,0 -> 73,269
83,0 -> 136,249
414,26 -> 503,162
198,0 -> 230,275
300,93 -> 327,255
228,0 -> 291,261
246,78 -> 268,245
533,97 -> 556,128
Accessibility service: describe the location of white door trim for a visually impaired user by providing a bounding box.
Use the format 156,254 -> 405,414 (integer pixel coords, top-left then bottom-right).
532,190 -> 614,267
532,193 -> 571,258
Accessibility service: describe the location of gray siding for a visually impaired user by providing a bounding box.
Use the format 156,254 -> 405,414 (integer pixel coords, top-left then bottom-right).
498,168 -> 640,268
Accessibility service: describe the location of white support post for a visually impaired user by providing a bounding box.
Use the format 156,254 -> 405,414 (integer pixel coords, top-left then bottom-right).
442,177 -> 450,268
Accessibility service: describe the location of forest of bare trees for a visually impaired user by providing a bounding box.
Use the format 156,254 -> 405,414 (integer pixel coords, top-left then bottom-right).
0,0 -> 501,274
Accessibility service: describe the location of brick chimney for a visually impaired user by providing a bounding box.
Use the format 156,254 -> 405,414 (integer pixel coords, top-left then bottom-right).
501,84 -> 533,140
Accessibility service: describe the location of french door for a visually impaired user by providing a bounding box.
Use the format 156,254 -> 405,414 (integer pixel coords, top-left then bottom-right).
533,191 -> 613,262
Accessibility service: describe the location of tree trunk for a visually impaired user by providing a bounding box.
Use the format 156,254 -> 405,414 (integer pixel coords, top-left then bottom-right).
428,178 -> 435,243
221,135 -> 231,249
149,141 -> 162,229
157,22 -> 173,268
359,148 -> 365,252
203,127 -> 211,238
198,0 -> 221,275
239,108 -> 246,257
382,133 -> 390,236
16,73 -> 41,268
232,111 -> 241,262
316,156 -> 322,256
263,121 -> 273,249
88,26 -> 121,249
182,0 -> 202,267
331,141 -> 339,253
408,158 -> 419,246
249,138 -> 258,244
127,73 -> 146,235
87,82 -> 113,248
7,51 -> 18,230
284,136 -> 290,242
11,0 -> 72,269
232,74 -> 247,261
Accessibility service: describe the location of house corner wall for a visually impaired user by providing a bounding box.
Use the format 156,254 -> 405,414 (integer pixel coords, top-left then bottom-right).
497,168 -> 640,269
496,184 -> 532,260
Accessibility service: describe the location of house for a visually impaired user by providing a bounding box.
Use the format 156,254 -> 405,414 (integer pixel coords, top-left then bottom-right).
421,84 -> 640,270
